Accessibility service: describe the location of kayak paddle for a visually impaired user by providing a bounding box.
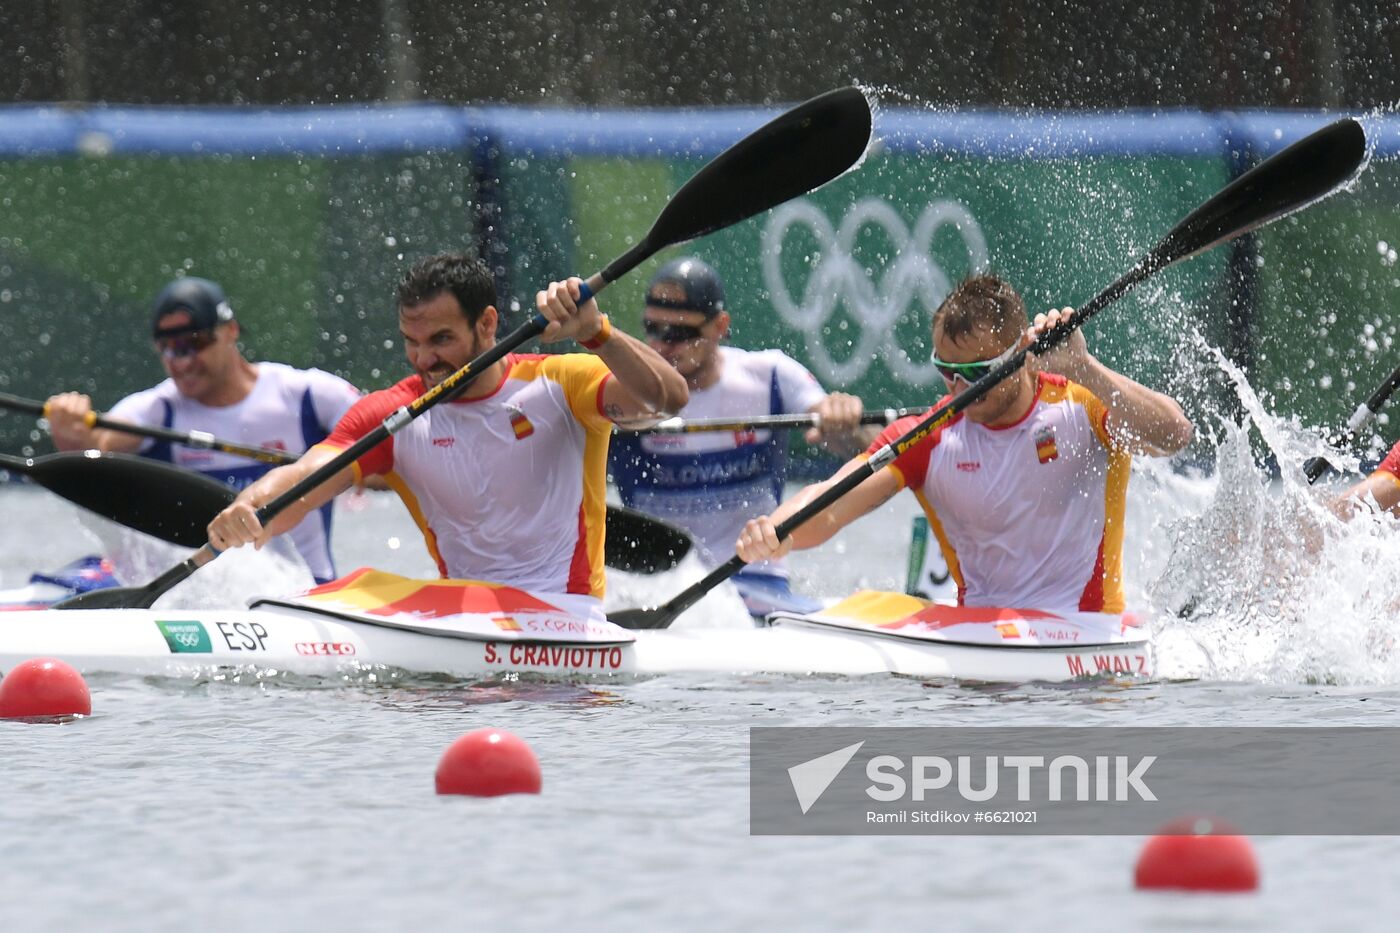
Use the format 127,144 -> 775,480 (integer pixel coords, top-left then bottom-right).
604,505 -> 693,574
0,391 -> 298,465
625,406 -> 931,434
5,390 -> 685,573
1303,359 -> 1400,483
0,450 -> 233,548
612,116 -> 1368,630
54,85 -> 873,610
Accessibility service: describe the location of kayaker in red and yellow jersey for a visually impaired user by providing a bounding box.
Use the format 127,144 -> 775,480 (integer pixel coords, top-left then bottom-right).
735,274 -> 1195,615
206,252 -> 687,606
1335,438 -> 1400,517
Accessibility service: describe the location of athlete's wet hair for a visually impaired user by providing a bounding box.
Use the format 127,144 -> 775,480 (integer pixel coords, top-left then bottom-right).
933,275 -> 1027,348
397,253 -> 497,327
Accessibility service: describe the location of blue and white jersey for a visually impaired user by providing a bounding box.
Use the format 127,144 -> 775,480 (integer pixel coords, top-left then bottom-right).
108,362 -> 361,582
611,347 -> 827,577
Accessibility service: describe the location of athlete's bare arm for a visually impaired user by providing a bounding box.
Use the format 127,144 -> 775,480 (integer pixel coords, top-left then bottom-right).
735,458 -> 903,562
1029,307 -> 1194,456
536,278 -> 688,421
1334,471 -> 1400,519
43,392 -> 144,454
207,445 -> 356,552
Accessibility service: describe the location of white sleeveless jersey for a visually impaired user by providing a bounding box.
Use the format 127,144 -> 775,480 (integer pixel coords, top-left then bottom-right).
610,346 -> 827,576
108,362 -> 361,582
871,372 -> 1131,614
321,354 -> 614,598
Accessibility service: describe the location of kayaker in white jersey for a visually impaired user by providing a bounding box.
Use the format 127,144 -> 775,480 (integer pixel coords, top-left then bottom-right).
610,257 -> 877,616
44,277 -> 362,582
736,274 -> 1195,614
205,252 -> 688,615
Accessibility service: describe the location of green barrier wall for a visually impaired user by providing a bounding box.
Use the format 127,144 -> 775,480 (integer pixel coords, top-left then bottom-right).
1251,158 -> 1400,432
0,151 -> 472,453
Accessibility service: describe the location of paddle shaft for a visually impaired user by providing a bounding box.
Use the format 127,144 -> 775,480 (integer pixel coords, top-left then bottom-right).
0,452 -> 41,475
1303,360 -> 1400,483
0,390 -> 298,465
629,407 -> 931,434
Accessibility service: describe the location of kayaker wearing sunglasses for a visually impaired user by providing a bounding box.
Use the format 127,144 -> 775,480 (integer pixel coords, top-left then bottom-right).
736,274 -> 1194,615
43,276 -> 362,583
610,257 -> 879,616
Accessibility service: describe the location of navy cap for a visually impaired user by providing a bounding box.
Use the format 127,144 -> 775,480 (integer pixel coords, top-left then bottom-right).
646,258 -> 726,318
150,277 -> 234,337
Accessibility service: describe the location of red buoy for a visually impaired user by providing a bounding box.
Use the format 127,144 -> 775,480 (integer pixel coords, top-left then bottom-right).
0,658 -> 92,720
1134,816 -> 1259,892
435,728 -> 542,797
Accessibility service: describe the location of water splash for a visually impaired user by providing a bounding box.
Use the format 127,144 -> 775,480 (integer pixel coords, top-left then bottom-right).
84,516 -> 314,609
1140,343 -> 1400,684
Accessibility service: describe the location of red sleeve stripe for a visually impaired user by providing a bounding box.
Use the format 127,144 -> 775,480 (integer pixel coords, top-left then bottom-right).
595,372 -> 614,420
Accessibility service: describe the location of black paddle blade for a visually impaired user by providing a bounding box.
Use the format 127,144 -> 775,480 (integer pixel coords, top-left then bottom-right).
53,551 -> 204,609
601,86 -> 873,283
0,451 -> 233,548
607,606 -> 674,630
1303,455 -> 1337,484
53,582 -> 162,610
1152,117 -> 1366,269
604,505 -> 692,575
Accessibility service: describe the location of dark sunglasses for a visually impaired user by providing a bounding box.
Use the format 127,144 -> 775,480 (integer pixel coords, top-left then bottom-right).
154,328 -> 219,360
643,319 -> 706,343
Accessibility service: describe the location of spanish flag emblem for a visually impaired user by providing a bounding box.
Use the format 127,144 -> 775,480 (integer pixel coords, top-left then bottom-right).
996,622 -> 1021,639
508,406 -> 534,440
492,616 -> 523,632
1033,426 -> 1058,464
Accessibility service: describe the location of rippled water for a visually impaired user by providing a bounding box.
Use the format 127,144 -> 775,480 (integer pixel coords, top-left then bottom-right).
4,379 -> 1400,928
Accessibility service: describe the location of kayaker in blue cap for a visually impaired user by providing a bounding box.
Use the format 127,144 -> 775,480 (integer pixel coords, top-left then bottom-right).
43,275 -> 363,583
610,256 -> 878,616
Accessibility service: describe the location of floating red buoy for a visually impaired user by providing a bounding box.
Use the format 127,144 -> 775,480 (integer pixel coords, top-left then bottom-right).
0,658 -> 92,720
435,728 -> 542,797
1134,816 -> 1259,892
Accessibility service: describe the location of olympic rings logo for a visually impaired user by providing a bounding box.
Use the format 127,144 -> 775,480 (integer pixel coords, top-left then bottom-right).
760,198 -> 989,385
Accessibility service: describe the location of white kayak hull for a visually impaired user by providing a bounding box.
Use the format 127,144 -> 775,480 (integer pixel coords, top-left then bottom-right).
0,573 -> 1153,683
0,608 -> 1151,682
0,609 -> 1152,683
766,590 -> 1153,681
